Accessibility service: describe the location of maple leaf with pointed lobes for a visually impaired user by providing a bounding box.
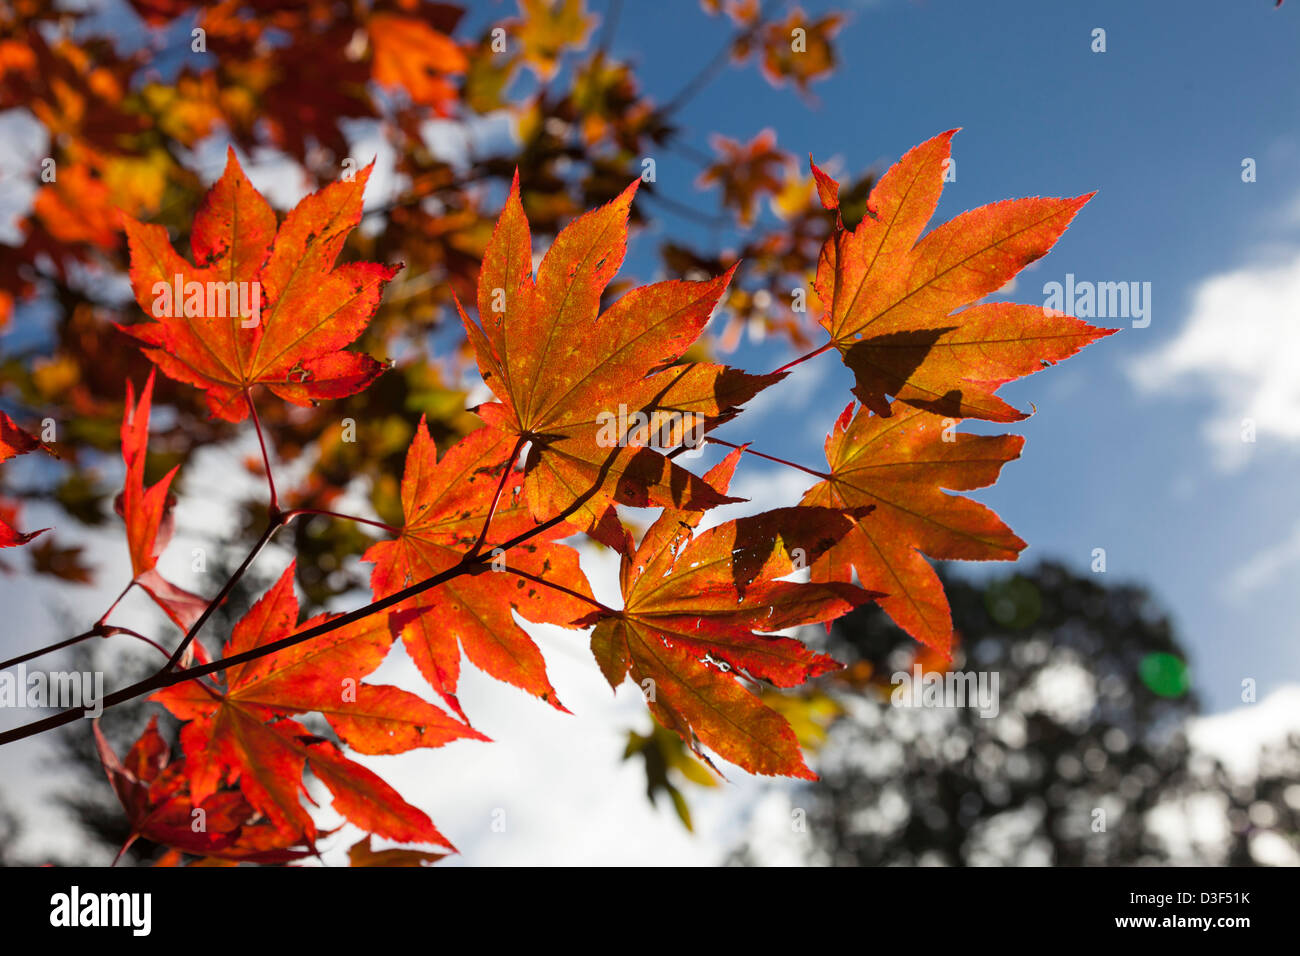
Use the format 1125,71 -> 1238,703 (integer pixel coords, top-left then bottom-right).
120,148 -> 399,422
515,0 -> 596,79
369,11 -> 467,113
585,449 -> 875,779
95,716 -> 315,864
811,130 -> 1115,423
802,402 -> 1025,656
116,371 -> 206,630
698,129 -> 790,226
737,9 -> 841,95
154,562 -> 477,846
365,419 -> 595,718
0,410 -> 49,547
460,171 -> 780,532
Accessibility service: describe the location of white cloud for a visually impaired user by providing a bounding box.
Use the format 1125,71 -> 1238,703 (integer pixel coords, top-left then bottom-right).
1226,517 -> 1300,600
1188,684 -> 1300,780
1129,248 -> 1300,470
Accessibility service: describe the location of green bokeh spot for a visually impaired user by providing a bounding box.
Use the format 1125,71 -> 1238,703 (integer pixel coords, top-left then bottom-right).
1139,653 -> 1190,698
984,577 -> 1042,629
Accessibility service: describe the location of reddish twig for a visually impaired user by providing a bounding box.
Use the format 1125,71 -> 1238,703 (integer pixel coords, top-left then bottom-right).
708,437 -> 829,480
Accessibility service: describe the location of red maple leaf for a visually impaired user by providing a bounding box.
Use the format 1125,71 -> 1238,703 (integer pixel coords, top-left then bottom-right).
120,148 -> 399,422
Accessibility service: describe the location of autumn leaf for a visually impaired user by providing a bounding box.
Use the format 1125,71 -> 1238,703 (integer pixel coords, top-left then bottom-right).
515,0 -> 595,79
583,450 -> 874,779
0,410 -> 48,547
802,401 -> 1025,655
33,163 -> 122,249
460,171 -> 779,532
369,11 -> 467,113
120,148 -> 399,422
115,371 -> 206,630
812,131 -> 1114,422
154,562 -> 477,846
95,716 -> 315,864
118,371 -> 177,577
749,9 -> 841,95
0,410 -> 42,462
348,834 -> 446,867
364,418 -> 596,717
697,129 -> 790,227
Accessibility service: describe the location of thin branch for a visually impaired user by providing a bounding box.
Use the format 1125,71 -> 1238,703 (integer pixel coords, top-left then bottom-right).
642,188 -> 735,229
595,0 -> 622,55
665,137 -> 717,170
0,421 -> 626,746
0,629 -> 101,670
161,519 -> 283,674
0,615 -> 169,670
658,0 -> 784,118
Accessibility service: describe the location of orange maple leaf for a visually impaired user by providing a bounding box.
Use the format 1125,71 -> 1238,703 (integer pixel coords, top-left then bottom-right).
459,172 -> 779,532
812,130 -> 1114,422
369,11 -> 467,113
115,371 -> 206,631
584,449 -> 874,779
365,419 -> 596,717
120,148 -> 399,422
154,562 -> 478,846
803,402 -> 1024,656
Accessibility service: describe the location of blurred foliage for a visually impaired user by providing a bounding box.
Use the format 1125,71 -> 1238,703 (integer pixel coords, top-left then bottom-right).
712,561 -> 1300,865
0,0 -> 865,616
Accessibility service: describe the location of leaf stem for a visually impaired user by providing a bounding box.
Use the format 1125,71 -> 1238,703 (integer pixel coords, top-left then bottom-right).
468,436 -> 525,557
95,581 -> 136,627
770,341 -> 833,377
246,390 -> 278,514
658,0 -> 784,118
708,437 -> 829,480
507,567 -> 614,614
280,508 -> 400,536
101,626 -> 171,661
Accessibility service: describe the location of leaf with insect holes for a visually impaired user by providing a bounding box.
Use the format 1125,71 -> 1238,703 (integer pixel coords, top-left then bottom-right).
584,449 -> 875,779
364,419 -> 596,718
802,401 -> 1025,656
153,562 -> 479,846
120,147 -> 399,422
811,131 -> 1113,422
459,171 -> 781,534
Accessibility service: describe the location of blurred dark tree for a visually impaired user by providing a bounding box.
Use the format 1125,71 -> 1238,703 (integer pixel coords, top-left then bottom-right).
729,562 -> 1299,866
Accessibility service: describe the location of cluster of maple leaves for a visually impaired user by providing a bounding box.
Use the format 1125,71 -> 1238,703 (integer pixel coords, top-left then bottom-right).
0,0 -> 854,601
2,119 -> 1111,861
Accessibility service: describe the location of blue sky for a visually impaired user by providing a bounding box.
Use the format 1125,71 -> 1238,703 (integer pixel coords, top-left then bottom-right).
558,0 -> 1300,714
